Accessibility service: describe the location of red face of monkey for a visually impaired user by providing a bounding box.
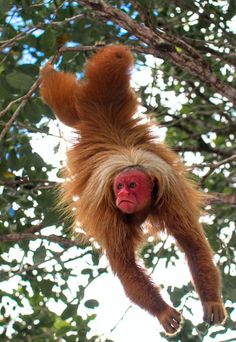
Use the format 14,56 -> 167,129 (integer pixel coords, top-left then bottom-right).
113,169 -> 153,214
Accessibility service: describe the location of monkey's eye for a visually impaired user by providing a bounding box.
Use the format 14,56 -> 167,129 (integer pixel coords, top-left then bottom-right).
117,183 -> 123,190
129,182 -> 136,188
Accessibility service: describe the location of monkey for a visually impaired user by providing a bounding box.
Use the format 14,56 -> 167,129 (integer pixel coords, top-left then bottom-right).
40,45 -> 226,335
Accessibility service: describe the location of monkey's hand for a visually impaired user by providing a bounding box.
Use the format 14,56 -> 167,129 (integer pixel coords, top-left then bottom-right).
157,305 -> 182,335
202,301 -> 227,325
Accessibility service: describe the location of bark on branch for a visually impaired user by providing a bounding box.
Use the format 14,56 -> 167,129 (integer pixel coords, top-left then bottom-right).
0,232 -> 79,247
211,193 -> 236,206
77,0 -> 236,104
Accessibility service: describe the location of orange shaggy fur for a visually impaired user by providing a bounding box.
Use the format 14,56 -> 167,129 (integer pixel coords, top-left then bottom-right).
40,45 -> 226,335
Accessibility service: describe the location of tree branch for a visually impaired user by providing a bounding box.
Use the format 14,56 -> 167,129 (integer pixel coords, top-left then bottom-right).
0,78 -> 40,141
0,232 -> 79,247
58,45 -> 99,54
77,0 -> 236,104
211,193 -> 236,206
0,178 -> 57,189
26,222 -> 45,233
0,94 -> 28,118
0,15 -> 85,52
200,154 -> 236,186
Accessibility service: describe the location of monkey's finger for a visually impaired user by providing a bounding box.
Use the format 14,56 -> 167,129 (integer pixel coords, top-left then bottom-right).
216,305 -> 226,324
204,303 -> 226,325
172,310 -> 181,323
215,304 -> 226,324
167,317 -> 180,330
162,320 -> 178,335
219,307 -> 227,324
212,307 -> 220,324
203,306 -> 212,325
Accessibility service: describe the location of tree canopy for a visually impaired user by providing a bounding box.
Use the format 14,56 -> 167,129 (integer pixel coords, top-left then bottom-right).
0,1 -> 235,341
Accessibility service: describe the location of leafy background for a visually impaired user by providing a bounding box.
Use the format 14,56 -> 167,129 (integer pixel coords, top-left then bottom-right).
0,1 -> 235,341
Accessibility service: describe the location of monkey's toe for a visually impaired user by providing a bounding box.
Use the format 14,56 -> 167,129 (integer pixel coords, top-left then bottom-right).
40,63 -> 55,77
203,301 -> 227,325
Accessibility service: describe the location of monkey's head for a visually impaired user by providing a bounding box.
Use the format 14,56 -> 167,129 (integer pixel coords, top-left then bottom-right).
113,167 -> 154,214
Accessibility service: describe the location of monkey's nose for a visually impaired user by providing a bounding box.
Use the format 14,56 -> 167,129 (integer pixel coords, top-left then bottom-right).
119,187 -> 130,196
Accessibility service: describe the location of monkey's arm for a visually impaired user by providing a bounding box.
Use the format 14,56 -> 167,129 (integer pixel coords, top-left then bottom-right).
172,224 -> 226,325
106,241 -> 181,335
157,165 -> 226,325
40,64 -> 79,127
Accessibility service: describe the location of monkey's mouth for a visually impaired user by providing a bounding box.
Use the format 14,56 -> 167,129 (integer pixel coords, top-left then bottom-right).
118,199 -> 136,205
117,199 -> 137,214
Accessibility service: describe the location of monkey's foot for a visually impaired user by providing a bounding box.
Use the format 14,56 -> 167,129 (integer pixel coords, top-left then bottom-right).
40,63 -> 54,77
158,305 -> 182,335
203,301 -> 227,325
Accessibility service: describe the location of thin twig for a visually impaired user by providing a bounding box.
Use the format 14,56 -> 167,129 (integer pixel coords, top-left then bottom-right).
200,154 -> 236,186
0,178 -> 58,188
0,14 -> 85,51
106,305 -> 133,339
0,78 -> 40,141
210,193 -> 236,206
58,45 -> 99,54
0,95 -> 28,118
0,232 -> 79,247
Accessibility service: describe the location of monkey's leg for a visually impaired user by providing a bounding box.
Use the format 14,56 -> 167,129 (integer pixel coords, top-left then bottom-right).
40,64 -> 79,126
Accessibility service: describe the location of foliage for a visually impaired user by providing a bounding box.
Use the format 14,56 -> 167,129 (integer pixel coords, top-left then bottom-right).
0,1 -> 235,341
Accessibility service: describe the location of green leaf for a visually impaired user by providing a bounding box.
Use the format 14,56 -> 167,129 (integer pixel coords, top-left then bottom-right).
84,299 -> 99,309
91,251 -> 100,266
8,150 -> 21,170
0,197 -> 8,210
23,99 -> 43,124
32,152 -> 46,168
38,311 -> 55,327
39,279 -> 54,297
81,268 -> 93,276
40,29 -> 56,55
33,246 -> 47,265
61,304 -> 78,320
6,71 -> 34,92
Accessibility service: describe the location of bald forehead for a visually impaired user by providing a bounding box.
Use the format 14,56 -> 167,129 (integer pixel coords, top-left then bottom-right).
114,169 -> 153,187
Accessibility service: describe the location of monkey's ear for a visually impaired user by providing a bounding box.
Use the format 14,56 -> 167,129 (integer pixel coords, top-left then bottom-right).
151,176 -> 155,186
151,178 -> 159,201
